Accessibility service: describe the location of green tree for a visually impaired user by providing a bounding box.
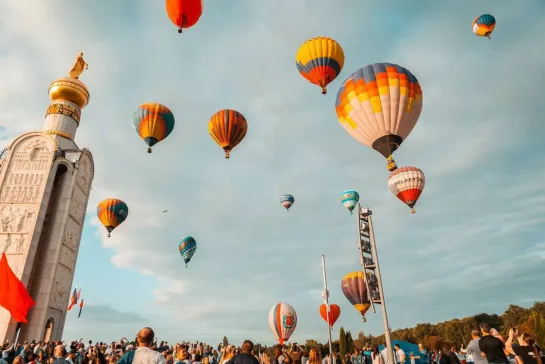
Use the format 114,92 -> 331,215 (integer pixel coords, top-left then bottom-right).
345,331 -> 354,353
223,336 -> 229,347
339,327 -> 347,359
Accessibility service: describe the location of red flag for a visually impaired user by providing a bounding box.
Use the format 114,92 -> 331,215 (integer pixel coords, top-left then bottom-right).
67,288 -> 77,311
78,299 -> 84,318
0,253 -> 35,323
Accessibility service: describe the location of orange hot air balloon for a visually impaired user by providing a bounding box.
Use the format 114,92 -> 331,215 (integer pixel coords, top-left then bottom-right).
387,166 -> 425,214
208,109 -> 248,159
166,0 -> 203,34
319,304 -> 341,327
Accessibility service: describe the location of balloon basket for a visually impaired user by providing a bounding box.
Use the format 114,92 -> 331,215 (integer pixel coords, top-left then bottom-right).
147,147 -> 152,153
107,233 -> 111,238
178,28 -> 183,34
411,209 -> 416,214
321,87 -> 327,95
185,264 -> 188,268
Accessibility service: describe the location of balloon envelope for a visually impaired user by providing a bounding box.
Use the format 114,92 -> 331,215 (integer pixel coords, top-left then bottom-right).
269,302 -> 297,345
388,166 -> 425,214
472,14 -> 496,38
296,37 -> 345,94
335,63 -> 423,171
208,109 -> 248,159
97,198 -> 129,237
179,236 -> 197,267
280,194 -> 295,211
340,190 -> 359,214
319,304 -> 341,327
133,103 -> 175,153
166,0 -> 203,32
341,271 -> 371,319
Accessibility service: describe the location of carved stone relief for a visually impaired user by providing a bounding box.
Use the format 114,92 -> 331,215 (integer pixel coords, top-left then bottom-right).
9,138 -> 53,171
0,234 -> 27,255
71,186 -> 86,207
69,203 -> 84,225
51,265 -> 72,311
62,227 -> 79,252
58,245 -> 76,269
76,157 -> 91,191
0,204 -> 37,233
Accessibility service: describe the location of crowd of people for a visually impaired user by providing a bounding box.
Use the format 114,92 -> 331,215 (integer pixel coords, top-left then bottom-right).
1,324 -> 543,364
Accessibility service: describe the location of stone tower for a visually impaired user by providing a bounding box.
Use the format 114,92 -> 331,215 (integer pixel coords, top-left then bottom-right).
0,56 -> 94,343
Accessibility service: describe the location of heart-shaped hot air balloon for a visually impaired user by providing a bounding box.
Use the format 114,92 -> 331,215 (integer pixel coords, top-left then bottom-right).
269,302 -> 297,345
387,166 -> 425,214
319,304 -> 341,327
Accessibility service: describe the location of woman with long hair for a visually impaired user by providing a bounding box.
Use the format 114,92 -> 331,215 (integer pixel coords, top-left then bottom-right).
308,348 -> 321,364
371,347 -> 383,364
220,345 -> 236,364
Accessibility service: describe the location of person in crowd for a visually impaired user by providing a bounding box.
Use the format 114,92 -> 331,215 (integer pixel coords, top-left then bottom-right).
394,345 -> 406,364
462,330 -> 487,364
371,347 -> 383,364
301,350 -> 309,364
118,327 -> 164,364
176,345 -> 192,364
505,328 -> 542,364
418,344 -> 429,364
288,345 -> 304,364
479,323 -> 508,364
489,330 -> 504,344
381,344 -> 393,364
307,348 -> 320,364
439,345 -> 461,364
53,345 -> 69,364
353,349 -> 364,364
232,340 -> 259,364
220,346 -> 236,364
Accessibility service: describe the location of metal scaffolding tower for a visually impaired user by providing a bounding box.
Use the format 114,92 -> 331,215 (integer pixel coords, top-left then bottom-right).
356,204 -> 395,364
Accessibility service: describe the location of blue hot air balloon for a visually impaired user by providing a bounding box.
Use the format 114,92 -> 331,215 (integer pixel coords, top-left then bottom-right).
280,194 -> 295,212
340,190 -> 359,215
178,236 -> 197,268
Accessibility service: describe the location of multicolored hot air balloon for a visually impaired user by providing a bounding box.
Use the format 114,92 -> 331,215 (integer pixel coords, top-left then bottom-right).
166,0 -> 203,33
319,304 -> 341,327
335,63 -> 423,172
133,103 -> 175,153
296,37 -> 345,95
280,194 -> 295,212
269,302 -> 297,345
388,166 -> 425,214
179,236 -> 197,268
340,190 -> 359,215
472,14 -> 496,39
208,109 -> 248,159
341,271 -> 371,322
97,198 -> 129,237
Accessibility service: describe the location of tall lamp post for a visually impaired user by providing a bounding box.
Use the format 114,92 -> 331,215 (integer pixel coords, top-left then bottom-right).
321,255 -> 334,359
356,204 -> 395,364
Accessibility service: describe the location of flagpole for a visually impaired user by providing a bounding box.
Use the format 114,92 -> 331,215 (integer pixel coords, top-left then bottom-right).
14,323 -> 22,346
321,255 -> 333,360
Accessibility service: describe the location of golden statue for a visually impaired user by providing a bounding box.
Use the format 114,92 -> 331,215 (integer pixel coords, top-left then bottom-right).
68,52 -> 88,79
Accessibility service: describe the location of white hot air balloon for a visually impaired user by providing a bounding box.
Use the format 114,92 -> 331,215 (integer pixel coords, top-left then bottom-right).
269,302 -> 297,345
387,166 -> 425,214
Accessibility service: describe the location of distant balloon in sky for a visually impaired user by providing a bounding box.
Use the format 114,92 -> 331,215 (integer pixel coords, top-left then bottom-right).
340,190 -> 359,215
133,103 -> 175,153
166,0 -> 203,33
179,236 -> 197,268
335,63 -> 423,172
388,166 -> 425,214
296,37 -> 345,95
97,198 -> 129,237
280,194 -> 295,212
269,302 -> 297,345
208,109 -> 248,159
472,14 -> 496,39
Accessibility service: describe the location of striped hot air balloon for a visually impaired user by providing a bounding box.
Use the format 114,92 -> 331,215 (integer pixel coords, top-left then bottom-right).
97,199 -> 129,237
133,103 -> 175,153
296,37 -> 345,95
208,109 -> 248,159
340,190 -> 359,215
341,271 -> 371,322
179,236 -> 197,268
269,302 -> 297,345
388,166 -> 425,214
280,194 -> 295,212
472,14 -> 496,39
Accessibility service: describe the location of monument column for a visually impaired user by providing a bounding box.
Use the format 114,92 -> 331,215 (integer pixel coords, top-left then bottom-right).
0,53 -> 94,343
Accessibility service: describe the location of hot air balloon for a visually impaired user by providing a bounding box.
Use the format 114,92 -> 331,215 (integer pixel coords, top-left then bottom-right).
341,271 -> 371,322
166,0 -> 203,33
179,236 -> 197,268
340,190 -> 359,215
472,14 -> 496,39
133,103 -> 175,153
335,63 -> 423,172
97,198 -> 129,237
296,37 -> 345,95
208,109 -> 248,159
280,194 -> 294,212
388,166 -> 425,214
269,302 -> 297,345
319,304 -> 341,327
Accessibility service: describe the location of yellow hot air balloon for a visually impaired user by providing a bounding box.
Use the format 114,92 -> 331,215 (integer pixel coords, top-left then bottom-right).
296,37 -> 345,95
208,109 -> 248,159
335,63 -> 423,171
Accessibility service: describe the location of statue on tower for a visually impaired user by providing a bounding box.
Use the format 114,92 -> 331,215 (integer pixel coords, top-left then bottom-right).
68,52 -> 88,79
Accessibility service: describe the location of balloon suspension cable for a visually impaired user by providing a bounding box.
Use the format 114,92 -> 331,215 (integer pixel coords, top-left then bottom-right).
147,147 -> 152,153
411,209 -> 416,214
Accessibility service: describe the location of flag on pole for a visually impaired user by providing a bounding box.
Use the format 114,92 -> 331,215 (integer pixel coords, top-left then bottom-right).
78,299 -> 84,318
67,288 -> 78,310
0,253 -> 35,323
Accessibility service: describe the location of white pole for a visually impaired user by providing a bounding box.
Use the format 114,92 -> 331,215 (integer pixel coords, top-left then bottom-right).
321,255 -> 333,360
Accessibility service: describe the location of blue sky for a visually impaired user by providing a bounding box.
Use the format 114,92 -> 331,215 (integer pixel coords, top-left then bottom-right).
1,0 -> 545,345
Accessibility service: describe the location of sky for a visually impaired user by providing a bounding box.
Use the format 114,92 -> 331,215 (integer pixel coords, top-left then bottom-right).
1,0 -> 545,346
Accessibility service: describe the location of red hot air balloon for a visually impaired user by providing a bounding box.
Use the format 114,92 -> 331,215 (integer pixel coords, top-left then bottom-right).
319,304 -> 341,327
166,0 -> 203,33
387,166 -> 425,214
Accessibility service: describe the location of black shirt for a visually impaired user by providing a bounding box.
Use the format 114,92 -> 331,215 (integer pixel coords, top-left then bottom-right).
479,336 -> 508,364
440,352 -> 461,364
513,345 -> 538,364
232,353 -> 260,364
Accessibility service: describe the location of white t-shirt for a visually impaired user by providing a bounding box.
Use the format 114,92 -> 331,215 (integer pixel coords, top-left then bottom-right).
132,347 -> 166,364
372,353 -> 383,364
396,350 -> 406,364
381,349 -> 394,364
